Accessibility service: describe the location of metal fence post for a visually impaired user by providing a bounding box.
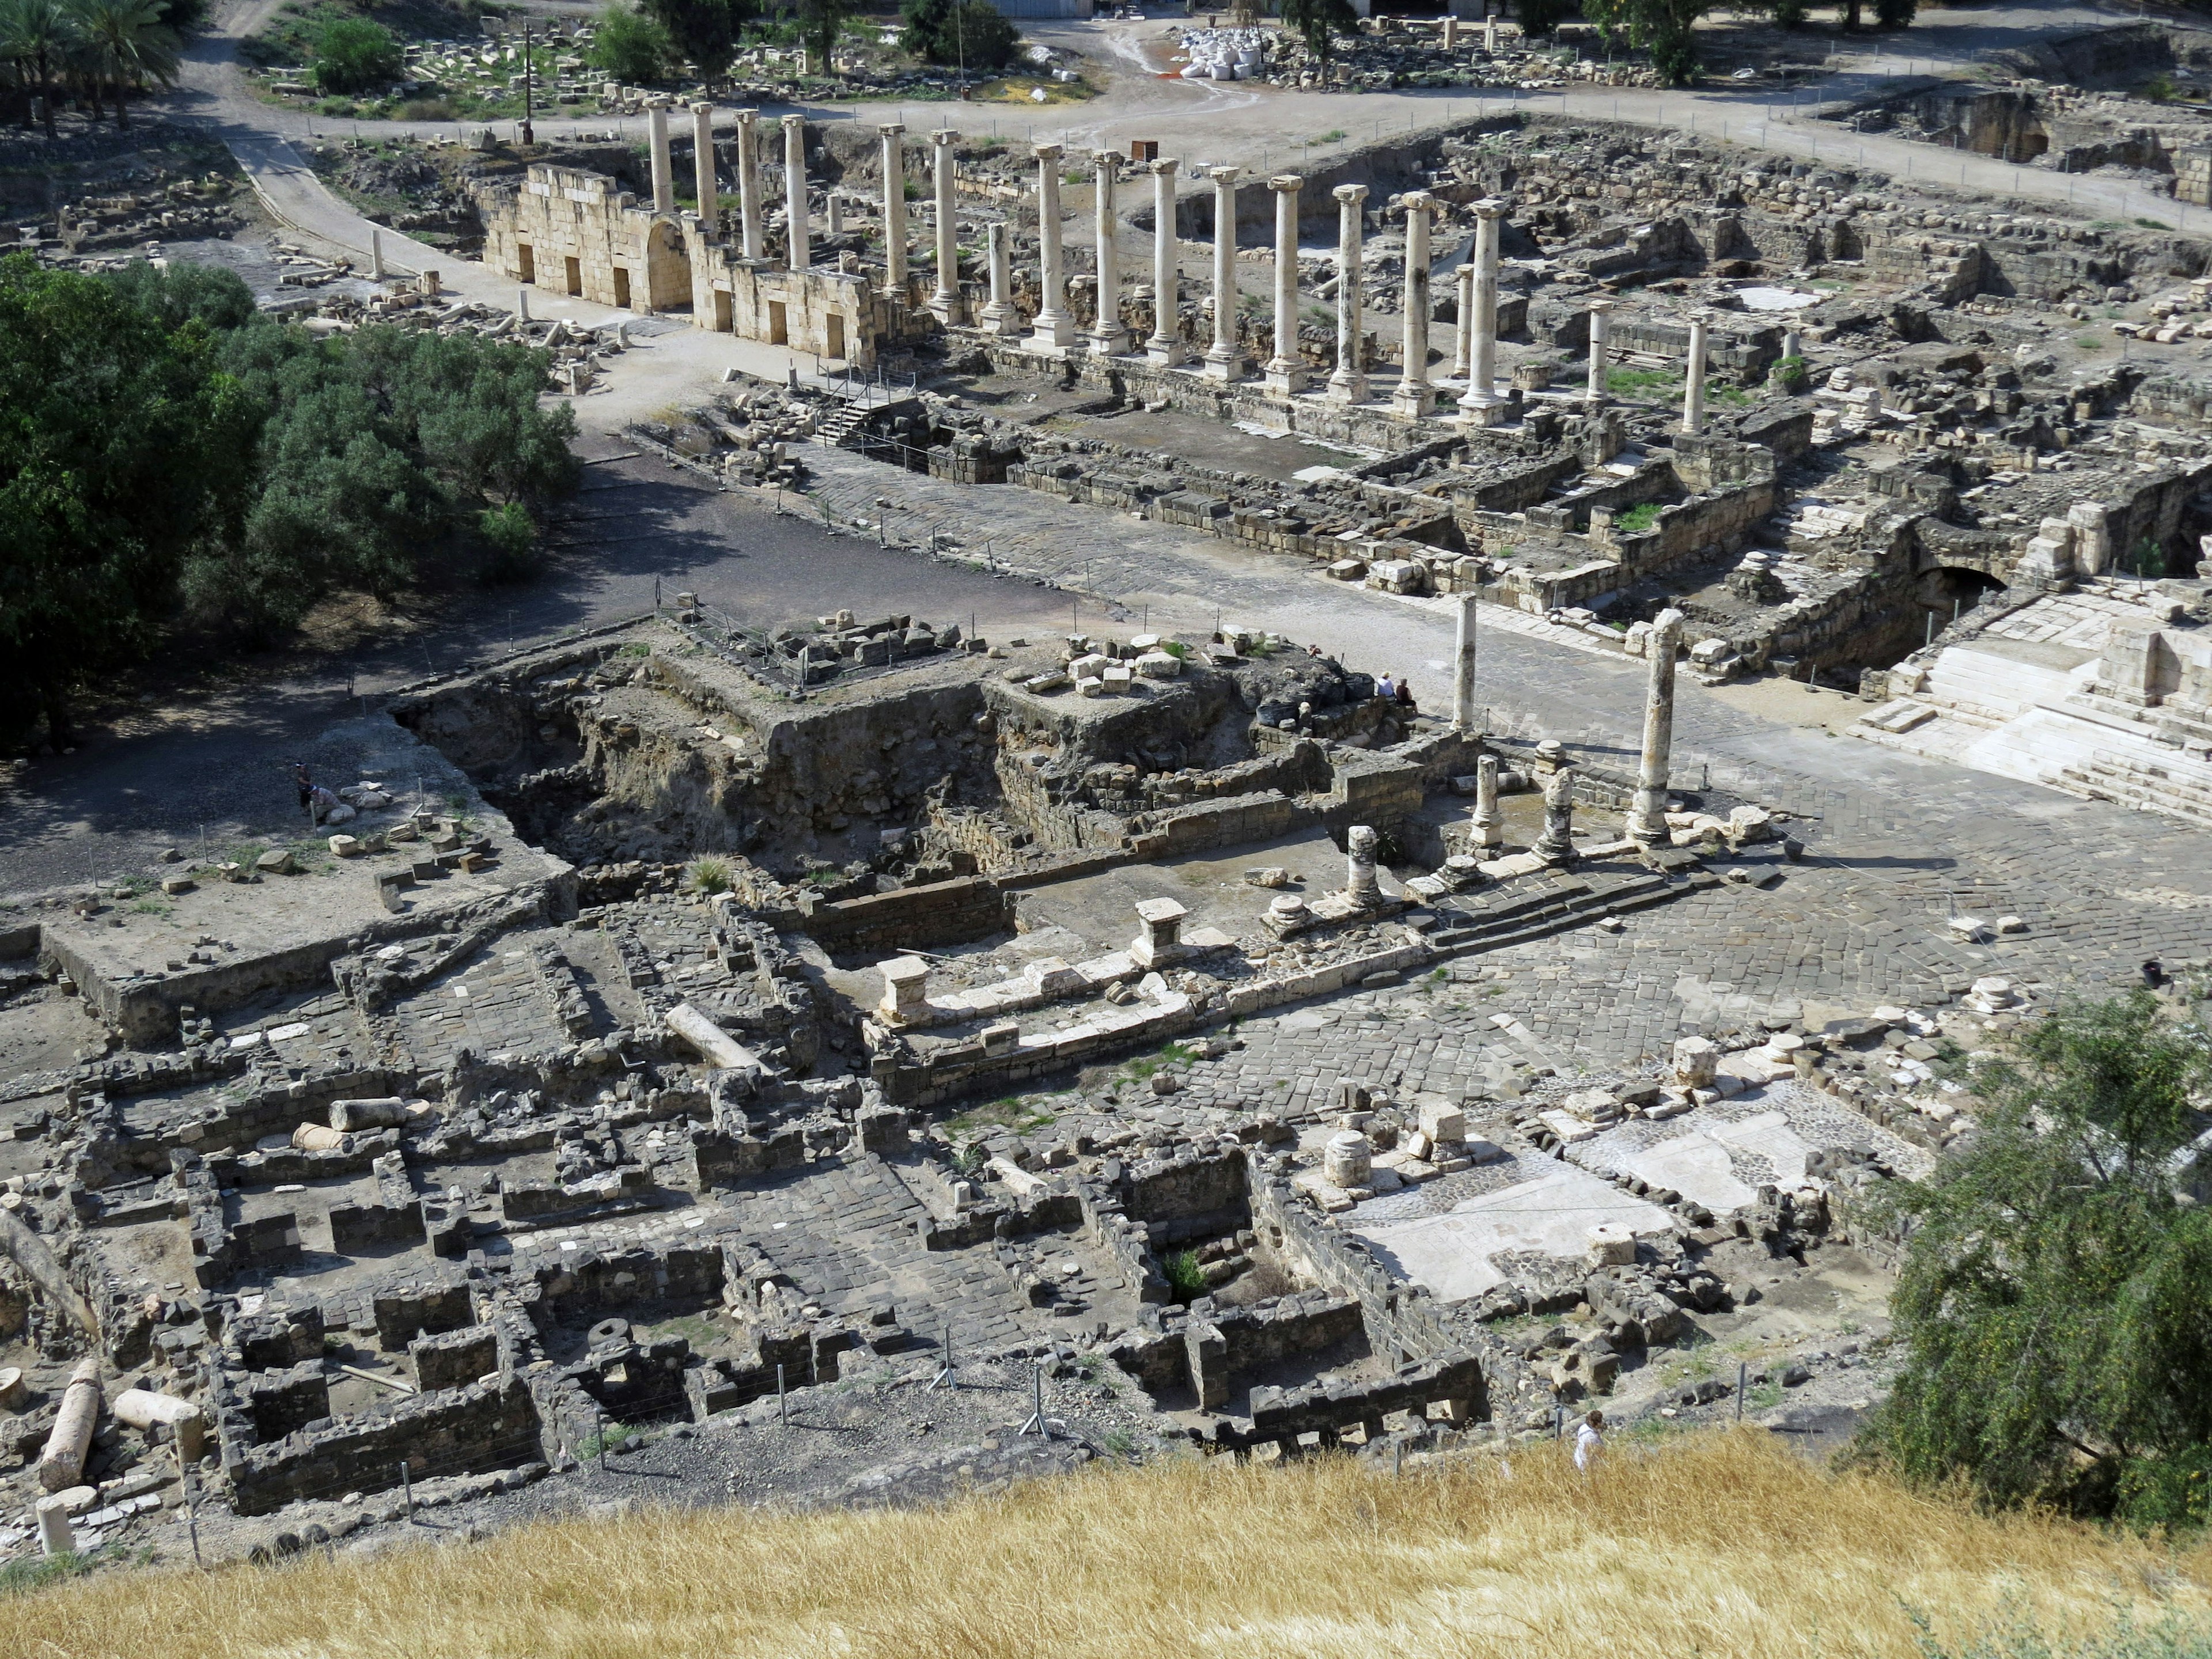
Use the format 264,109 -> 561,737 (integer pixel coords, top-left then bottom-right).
402,1458 -> 416,1524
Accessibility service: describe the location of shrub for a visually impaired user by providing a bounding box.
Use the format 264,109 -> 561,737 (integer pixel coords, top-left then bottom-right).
313,18 -> 402,93
589,4 -> 671,81
685,856 -> 733,895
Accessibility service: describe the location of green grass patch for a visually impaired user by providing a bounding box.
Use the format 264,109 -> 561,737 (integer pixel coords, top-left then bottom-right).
2077,335 -> 2104,351
1614,502 -> 1663,534
1161,1249 -> 1207,1300
945,1095 -> 1055,1137
2134,217 -> 2174,232
1605,365 -> 1680,398
575,1422 -> 635,1460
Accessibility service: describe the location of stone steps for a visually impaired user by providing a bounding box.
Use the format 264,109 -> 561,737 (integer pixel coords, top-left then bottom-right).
1425,862 -> 1695,956
2056,752 -> 2212,831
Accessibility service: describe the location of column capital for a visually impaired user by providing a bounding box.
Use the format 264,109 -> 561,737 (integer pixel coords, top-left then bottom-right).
648,96 -> 674,110
1150,156 -> 1179,176
1034,141 -> 1064,164
781,112 -> 806,130
878,121 -> 906,138
1269,173 -> 1303,192
691,100 -> 715,116
1472,195 -> 1506,219
736,107 -> 757,123
931,127 -> 959,147
1401,189 -> 1434,213
1334,182 -> 1367,204
1688,305 -> 1714,325
1587,295 -> 1618,314
1096,149 -> 1120,169
1207,164 -> 1241,185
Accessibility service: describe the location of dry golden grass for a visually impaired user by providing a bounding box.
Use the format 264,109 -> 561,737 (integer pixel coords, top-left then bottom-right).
12,1431 -> 2212,1659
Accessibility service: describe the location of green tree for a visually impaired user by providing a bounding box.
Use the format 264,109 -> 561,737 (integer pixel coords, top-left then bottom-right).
0,255 -> 254,747
1865,993 -> 2212,1525
899,0 -> 1017,71
794,0 -> 847,74
1516,0 -> 1567,38
1581,0 -> 1705,84
312,15 -> 400,92
588,2 -> 670,80
69,0 -> 179,128
1279,0 -> 1355,78
639,0 -> 754,81
0,0 -> 79,137
1871,0 -> 1914,29
103,255 -> 256,332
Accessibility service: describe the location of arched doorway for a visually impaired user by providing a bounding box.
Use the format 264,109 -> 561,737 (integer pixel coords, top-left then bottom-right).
643,219 -> 691,315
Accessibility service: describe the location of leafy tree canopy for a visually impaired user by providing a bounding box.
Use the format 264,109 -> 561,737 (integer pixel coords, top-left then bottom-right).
899,0 -> 1018,70
1279,0 -> 1356,68
588,3 -> 671,80
1580,0 -> 1706,83
1864,992 -> 2212,1528
638,0 -> 755,80
312,15 -> 401,92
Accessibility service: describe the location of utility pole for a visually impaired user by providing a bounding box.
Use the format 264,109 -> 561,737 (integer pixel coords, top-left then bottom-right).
521,22 -> 535,147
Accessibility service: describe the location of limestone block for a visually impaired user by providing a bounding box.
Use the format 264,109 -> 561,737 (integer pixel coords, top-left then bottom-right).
1134,650 -> 1183,679
1322,1130 -> 1372,1188
329,1097 -> 407,1132
1588,1222 -> 1637,1266
159,876 -> 195,896
1672,1035 -> 1719,1087
1414,1094 -> 1465,1145
876,956 -> 931,1025
329,835 -> 362,857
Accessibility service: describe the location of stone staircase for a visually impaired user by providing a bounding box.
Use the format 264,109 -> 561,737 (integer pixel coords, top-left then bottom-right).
2054,752 -> 2212,831
811,400 -> 872,450
1425,851 -> 1715,957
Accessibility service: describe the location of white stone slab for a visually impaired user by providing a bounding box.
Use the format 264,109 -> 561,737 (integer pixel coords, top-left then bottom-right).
1350,1165 -> 1675,1303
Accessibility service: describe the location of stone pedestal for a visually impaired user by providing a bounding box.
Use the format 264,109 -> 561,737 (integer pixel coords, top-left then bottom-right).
1027,143 -> 1075,353
1131,897 -> 1189,968
1626,608 -> 1685,843
1328,183 -> 1368,404
879,123 -> 908,294
877,956 -> 931,1026
782,114 -> 810,271
1531,767 -> 1577,864
736,108 -> 763,259
691,102 -> 718,235
1204,166 -> 1245,382
1585,296 -> 1613,404
1146,158 -> 1183,364
1091,151 -> 1128,353
929,130 -> 960,319
1391,191 -> 1435,419
1324,1131 -> 1372,1189
1264,173 -> 1305,395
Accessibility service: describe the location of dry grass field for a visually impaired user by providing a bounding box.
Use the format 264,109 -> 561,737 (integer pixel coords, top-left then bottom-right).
9,1431 -> 2212,1659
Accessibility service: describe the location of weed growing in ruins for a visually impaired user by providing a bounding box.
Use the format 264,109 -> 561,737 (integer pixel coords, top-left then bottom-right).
574,1422 -> 635,1461
1605,366 -> 1681,399
1162,1249 -> 1207,1301
128,899 -> 170,916
1101,1429 -> 1138,1458
2079,336 -> 2107,352
686,858 -> 733,896
1615,503 -> 1664,535
2137,218 -> 2176,232
1310,130 -> 1347,146
0,1546 -> 115,1598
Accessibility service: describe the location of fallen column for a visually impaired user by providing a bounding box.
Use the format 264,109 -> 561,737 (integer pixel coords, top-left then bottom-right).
38,1358 -> 101,1492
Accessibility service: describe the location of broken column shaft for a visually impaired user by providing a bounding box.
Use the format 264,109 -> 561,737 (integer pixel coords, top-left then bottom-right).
1471,754 -> 1503,847
1027,143 -> 1075,351
691,102 -> 718,234
1392,191 -> 1435,419
647,98 -> 676,214
37,1358 -> 100,1493
1627,608 -> 1686,843
1329,183 -> 1367,403
1092,151 -> 1128,353
1532,766 -> 1578,863
782,115 -> 810,270
736,108 -> 763,259
880,123 -> 908,294
1586,296 -> 1613,404
1265,173 -> 1305,395
930,129 -> 960,317
1146,157 -> 1183,364
1205,166 -> 1245,381
1683,307 -> 1711,434
981,220 -> 1016,334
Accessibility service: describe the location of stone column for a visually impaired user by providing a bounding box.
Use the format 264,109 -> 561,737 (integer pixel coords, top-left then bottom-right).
1470,754 -> 1503,847
1459,196 -> 1503,426
517,284 -> 531,322
1092,150 -> 1128,353
736,109 -> 763,259
1345,824 -> 1381,904
647,97 -> 676,214
827,191 -> 844,235
1484,9 -> 1498,49
1328,183 -> 1367,403
1452,592 -> 1478,731
1531,766 -> 1577,863
1265,173 -> 1304,395
1146,157 -> 1183,364
1781,324 -> 1801,365
980,219 -> 1017,335
1027,143 -> 1075,351
930,129 -> 960,318
691,101 -> 718,234
370,226 -> 384,280
1452,262 -> 1474,383
880,123 -> 908,294
1204,166 -> 1245,381
1585,296 -> 1613,404
1682,307 -> 1711,435
1627,609 -> 1685,843
782,114 -> 810,270
1391,191 -> 1435,419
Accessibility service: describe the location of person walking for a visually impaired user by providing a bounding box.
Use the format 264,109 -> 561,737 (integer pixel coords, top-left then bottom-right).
1574,1408 -> 1604,1475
